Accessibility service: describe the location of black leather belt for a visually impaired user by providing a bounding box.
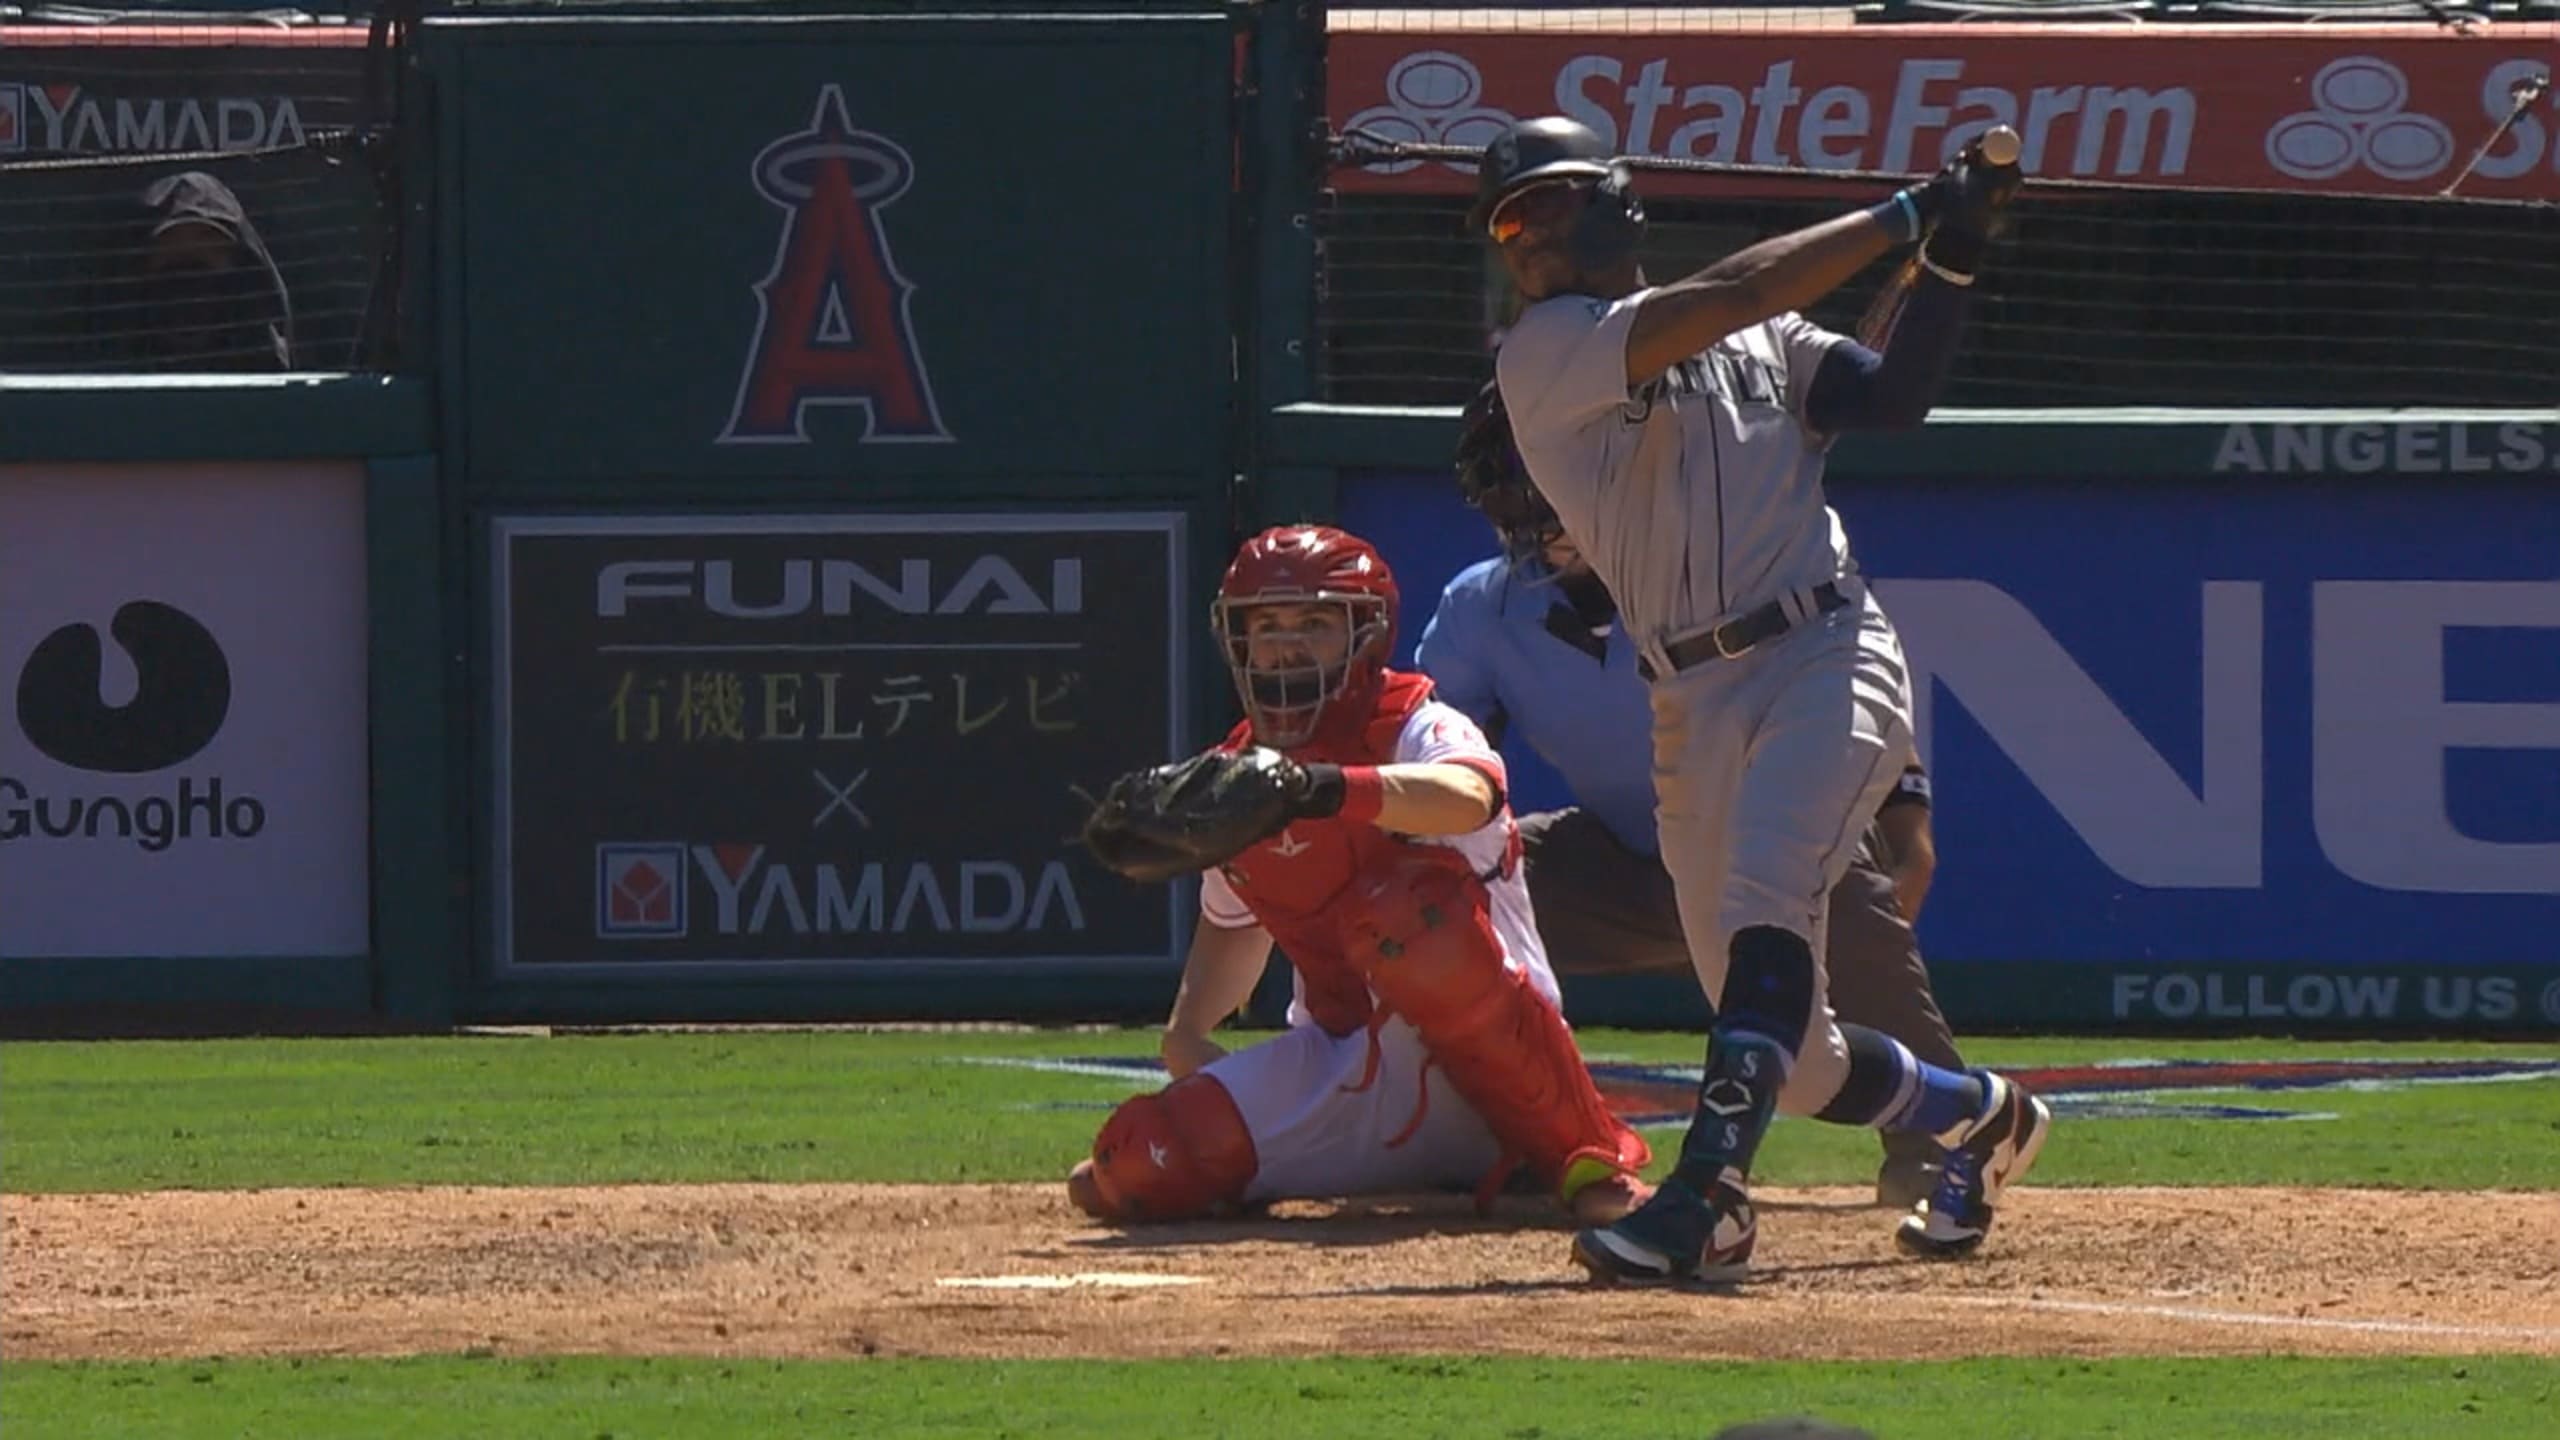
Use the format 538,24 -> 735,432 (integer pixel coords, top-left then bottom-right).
1636,581 -> 1852,682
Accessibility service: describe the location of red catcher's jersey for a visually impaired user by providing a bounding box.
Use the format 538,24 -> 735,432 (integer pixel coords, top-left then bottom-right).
1198,670 -> 1538,1036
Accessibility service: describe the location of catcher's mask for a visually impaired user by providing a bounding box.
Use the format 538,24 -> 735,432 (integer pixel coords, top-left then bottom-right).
1212,525 -> 1398,751
1455,378 -> 1563,563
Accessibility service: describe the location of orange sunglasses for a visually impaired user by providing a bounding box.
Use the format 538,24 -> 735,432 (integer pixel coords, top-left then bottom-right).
1485,179 -> 1585,244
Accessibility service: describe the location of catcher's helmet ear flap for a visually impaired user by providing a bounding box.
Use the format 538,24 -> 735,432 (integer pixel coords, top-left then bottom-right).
1454,379 -> 1561,561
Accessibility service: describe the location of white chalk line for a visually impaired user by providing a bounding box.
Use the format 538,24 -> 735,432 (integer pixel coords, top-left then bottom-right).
1938,1293 -> 2560,1342
938,1272 -> 1206,1291
926,1270 -> 2557,1345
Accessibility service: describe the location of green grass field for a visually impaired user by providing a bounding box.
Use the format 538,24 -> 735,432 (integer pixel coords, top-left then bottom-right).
11,1355 -> 2558,1440
6,1029 -> 2557,1437
6,1030 -> 2557,1193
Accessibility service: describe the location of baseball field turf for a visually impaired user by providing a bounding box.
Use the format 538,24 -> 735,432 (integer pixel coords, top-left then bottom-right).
6,1029 -> 2557,1437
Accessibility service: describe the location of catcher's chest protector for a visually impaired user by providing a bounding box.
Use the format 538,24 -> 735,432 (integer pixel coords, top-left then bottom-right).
1218,819 -> 1414,1037
1211,675 -> 1439,1036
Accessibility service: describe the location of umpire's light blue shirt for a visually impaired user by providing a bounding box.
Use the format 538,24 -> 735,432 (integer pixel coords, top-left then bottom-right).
1416,556 -> 1663,858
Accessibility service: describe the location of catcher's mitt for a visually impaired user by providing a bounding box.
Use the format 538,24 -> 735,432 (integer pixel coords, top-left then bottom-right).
1082,747 -> 1321,883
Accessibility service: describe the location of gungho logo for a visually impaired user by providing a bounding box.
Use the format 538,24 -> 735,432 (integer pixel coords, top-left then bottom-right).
4,599 -> 265,851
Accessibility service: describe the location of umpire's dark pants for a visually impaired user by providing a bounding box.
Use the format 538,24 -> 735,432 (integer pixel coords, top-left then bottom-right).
1518,808 -> 1962,1167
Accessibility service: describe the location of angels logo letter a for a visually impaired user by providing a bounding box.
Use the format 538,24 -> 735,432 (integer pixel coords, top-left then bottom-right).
720,85 -> 952,445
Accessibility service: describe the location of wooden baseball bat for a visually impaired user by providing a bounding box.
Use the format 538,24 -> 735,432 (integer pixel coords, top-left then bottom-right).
1856,125 -> 2021,350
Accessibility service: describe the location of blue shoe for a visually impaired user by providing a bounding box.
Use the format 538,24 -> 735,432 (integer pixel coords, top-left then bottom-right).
1570,1168 -> 1756,1286
1896,1071 -> 2051,1259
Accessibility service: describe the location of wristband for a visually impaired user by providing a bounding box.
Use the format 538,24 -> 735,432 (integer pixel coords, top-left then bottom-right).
1334,766 -> 1386,824
1300,763 -> 1385,823
1310,763 -> 1392,819
1866,191 -> 1925,247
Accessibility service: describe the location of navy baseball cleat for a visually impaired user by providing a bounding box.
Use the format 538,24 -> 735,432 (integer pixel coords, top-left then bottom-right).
1895,1071 -> 2051,1259
1570,1168 -> 1756,1285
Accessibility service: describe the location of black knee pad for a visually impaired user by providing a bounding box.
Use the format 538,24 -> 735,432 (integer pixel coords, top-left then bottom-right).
1814,1022 -> 1917,1127
1719,925 -> 1815,1059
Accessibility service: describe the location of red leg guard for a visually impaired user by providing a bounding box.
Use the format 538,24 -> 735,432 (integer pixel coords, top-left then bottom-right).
1076,1073 -> 1258,1223
1340,851 -> 1651,1204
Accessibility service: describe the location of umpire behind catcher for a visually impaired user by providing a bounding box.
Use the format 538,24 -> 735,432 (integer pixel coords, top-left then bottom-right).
1417,380 -> 1962,1208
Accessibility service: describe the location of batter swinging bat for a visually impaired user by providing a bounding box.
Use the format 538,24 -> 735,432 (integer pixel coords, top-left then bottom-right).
1856,125 -> 2021,349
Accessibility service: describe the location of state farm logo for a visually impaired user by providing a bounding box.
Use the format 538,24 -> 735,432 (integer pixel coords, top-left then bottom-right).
2265,57 -> 2455,182
1343,51 -> 1514,174
597,843 -> 688,937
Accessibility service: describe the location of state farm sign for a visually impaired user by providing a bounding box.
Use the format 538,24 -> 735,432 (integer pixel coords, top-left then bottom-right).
1330,30 -> 2560,200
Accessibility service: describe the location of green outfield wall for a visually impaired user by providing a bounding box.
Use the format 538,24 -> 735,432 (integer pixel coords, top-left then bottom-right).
3,3 -> 2550,1038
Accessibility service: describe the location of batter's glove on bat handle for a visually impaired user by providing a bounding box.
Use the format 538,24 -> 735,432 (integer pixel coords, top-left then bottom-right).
1909,141 -> 2023,279
1081,747 -> 1371,883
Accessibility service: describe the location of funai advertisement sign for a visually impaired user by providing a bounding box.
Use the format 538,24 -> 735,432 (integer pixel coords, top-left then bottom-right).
488,512 -> 1188,977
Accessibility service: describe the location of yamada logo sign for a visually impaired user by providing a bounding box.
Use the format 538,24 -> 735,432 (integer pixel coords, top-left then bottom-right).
597,843 -> 688,937
595,842 -> 1087,940
4,599 -> 267,851
0,83 -> 310,156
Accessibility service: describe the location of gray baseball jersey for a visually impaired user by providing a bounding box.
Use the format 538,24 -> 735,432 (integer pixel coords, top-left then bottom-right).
1494,294 -> 1856,647
1494,287 -> 1917,1119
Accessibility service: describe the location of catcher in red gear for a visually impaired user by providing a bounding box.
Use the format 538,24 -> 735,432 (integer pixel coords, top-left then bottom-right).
1067,524 -> 1652,1226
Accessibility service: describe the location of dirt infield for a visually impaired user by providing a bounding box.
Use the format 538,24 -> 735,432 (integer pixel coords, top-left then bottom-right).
9,1183 -> 2557,1363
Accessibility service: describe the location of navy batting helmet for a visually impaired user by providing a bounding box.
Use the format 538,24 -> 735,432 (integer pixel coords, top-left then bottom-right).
1469,116 -> 1646,272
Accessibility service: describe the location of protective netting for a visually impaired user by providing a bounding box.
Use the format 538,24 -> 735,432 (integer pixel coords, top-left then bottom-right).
1314,1 -> 2560,407
1316,166 -> 2560,410
0,11 -> 397,372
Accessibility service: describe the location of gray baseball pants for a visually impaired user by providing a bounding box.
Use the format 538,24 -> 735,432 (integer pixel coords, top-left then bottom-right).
1517,804 -> 1960,1172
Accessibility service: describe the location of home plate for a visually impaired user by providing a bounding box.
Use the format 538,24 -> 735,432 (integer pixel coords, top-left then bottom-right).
937,1272 -> 1207,1291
